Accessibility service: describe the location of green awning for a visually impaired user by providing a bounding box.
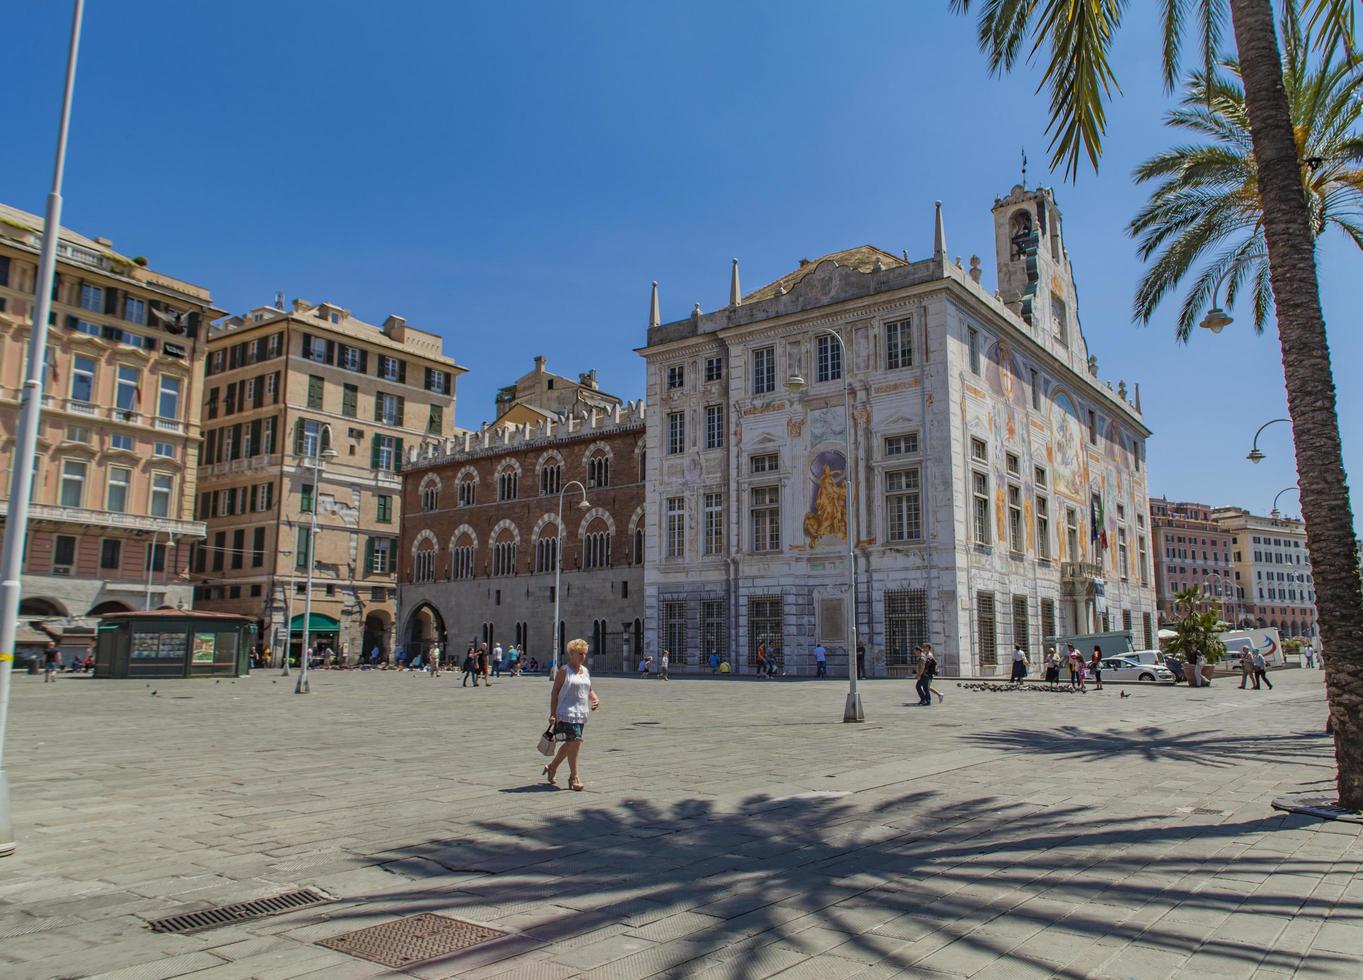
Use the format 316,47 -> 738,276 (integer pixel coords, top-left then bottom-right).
289,612 -> 339,632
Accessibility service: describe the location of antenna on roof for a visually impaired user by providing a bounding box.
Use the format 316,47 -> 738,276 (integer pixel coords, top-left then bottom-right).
1021,146 -> 1028,188
275,291 -> 285,310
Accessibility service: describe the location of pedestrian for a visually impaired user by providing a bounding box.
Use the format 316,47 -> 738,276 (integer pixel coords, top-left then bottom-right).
1076,658 -> 1088,693
657,650 -> 670,680
1010,644 -> 1026,683
396,646 -> 408,671
755,643 -> 768,678
709,652 -> 720,673
370,645 -> 381,669
1238,647 -> 1254,689
1253,647 -> 1273,690
1066,644 -> 1080,688
430,641 -> 442,677
508,644 -> 520,675
1044,647 -> 1059,687
914,645 -> 932,705
636,654 -> 652,677
1304,642 -> 1315,669
42,643 -> 59,683
1090,646 -> 1103,691
461,647 -> 477,686
493,643 -> 504,678
543,638 -> 600,791
856,642 -> 867,680
814,643 -> 828,678
477,643 -> 490,685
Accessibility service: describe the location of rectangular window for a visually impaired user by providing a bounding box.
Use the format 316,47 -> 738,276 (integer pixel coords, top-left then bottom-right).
307,375 -> 324,409
372,538 -> 392,574
970,437 -> 987,463
154,441 -> 175,459
665,496 -> 685,559
341,346 -> 361,371
884,432 -> 919,457
296,527 -> 310,569
123,296 -> 146,324
252,526 -> 266,567
156,376 -> 181,420
1035,490 -> 1051,560
752,346 -> 775,394
701,600 -> 727,660
306,335 -> 327,363
1030,368 -> 1040,410
376,494 -> 392,523
257,481 -> 274,512
667,364 -> 685,390
145,541 -> 166,573
100,539 -> 121,570
1088,409 -> 1098,445
884,589 -> 928,666
705,404 -> 725,450
231,528 -> 245,570
265,373 -> 278,401
1138,534 -> 1149,586
1142,612 -> 1154,651
967,327 -> 980,374
1053,292 -> 1068,346
1005,452 -> 1020,477
703,491 -> 724,556
1041,598 -> 1056,646
748,597 -> 783,666
212,531 -> 225,572
704,356 -> 723,383
428,404 -> 442,434
1066,508 -> 1080,560
342,383 -> 357,418
751,486 -> 781,553
1012,594 -> 1029,655
1007,484 -> 1024,553
301,483 -> 314,514
1119,527 -> 1130,578
379,355 -> 402,382
972,471 -> 990,544
816,334 -> 842,382
79,283 -> 103,311
885,317 -> 913,370
150,473 -> 173,518
667,411 -> 685,454
376,391 -> 402,425
106,466 -> 130,512
115,365 -> 140,412
71,356 -> 96,402
885,468 -> 921,542
662,602 -> 686,662
976,592 -> 997,666
52,535 -> 77,574
750,452 -> 779,474
60,460 -> 86,508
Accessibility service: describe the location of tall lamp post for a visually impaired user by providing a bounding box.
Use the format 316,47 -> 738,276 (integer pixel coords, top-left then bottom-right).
296,428 -> 336,694
277,549 -> 294,673
550,480 -> 591,676
143,530 -> 176,611
0,0 -> 86,859
1202,571 -> 1236,626
1246,418 -> 1291,464
1270,485 -> 1300,520
785,327 -> 864,723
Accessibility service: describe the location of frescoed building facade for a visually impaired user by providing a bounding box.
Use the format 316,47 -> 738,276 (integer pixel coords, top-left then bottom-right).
638,186 -> 1157,677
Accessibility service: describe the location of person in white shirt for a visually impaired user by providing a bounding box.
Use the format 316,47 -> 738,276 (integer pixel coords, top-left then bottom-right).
545,638 -> 600,791
493,643 -> 504,678
1010,644 -> 1026,683
658,650 -> 670,681
814,644 -> 827,678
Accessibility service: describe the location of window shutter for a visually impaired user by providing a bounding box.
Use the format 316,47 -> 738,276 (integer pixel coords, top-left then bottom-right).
396,395 -> 405,427
294,419 -> 305,456
424,367 -> 433,390
374,393 -> 384,422
397,359 -> 407,384
394,438 -> 404,471
250,419 -> 262,457
64,314 -> 77,330
302,332 -> 313,358
442,371 -> 452,393
0,256 -> 9,288
364,537 -> 374,577
325,339 -> 335,364
359,349 -> 368,373
370,434 -> 380,469
104,287 -> 119,316
273,371 -> 281,403
231,424 -> 243,460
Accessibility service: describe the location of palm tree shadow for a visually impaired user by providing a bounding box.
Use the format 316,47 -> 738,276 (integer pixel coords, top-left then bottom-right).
318,785 -> 1356,977
963,725 -> 1330,767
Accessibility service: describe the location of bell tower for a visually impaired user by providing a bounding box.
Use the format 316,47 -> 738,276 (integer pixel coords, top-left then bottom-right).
991,184 -> 1084,364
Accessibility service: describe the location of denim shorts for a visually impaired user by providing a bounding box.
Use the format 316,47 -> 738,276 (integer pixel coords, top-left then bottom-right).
554,721 -> 585,742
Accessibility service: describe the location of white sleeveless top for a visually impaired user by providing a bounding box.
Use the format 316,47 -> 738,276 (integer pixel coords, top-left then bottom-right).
556,665 -> 592,723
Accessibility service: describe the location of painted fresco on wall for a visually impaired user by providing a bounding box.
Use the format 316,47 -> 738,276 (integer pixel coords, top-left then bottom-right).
1048,391 -> 1085,502
803,449 -> 848,547
985,339 -> 1028,442
809,405 -> 846,446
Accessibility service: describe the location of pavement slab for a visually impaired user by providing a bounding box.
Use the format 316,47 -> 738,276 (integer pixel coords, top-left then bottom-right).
0,666 -> 1356,979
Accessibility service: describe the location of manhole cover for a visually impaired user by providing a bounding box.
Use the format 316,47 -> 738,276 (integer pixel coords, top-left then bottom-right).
318,913 -> 508,967
148,887 -> 329,934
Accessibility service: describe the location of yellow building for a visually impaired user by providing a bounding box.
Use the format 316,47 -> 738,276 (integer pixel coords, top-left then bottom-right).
192,299 -> 465,662
0,201 -> 221,628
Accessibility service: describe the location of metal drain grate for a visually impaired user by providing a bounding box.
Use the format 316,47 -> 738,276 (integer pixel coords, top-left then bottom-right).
318,913 -> 507,967
148,887 -> 329,934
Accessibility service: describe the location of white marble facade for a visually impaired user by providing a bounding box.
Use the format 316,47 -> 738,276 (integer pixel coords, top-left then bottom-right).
639,187 -> 1157,677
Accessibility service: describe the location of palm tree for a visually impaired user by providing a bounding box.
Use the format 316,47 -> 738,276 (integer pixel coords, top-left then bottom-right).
1165,586 -> 1231,682
1131,9 -> 1363,337
951,0 -> 1363,811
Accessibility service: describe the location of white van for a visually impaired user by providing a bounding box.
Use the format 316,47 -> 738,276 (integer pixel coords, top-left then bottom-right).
1128,649 -> 1165,666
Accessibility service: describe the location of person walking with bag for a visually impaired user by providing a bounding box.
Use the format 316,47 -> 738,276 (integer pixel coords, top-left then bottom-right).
543,638 -> 600,791
915,645 -> 940,705
1253,647 -> 1273,690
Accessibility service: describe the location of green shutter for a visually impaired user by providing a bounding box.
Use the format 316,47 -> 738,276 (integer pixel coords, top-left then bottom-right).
370,434 -> 380,469
396,395 -> 405,427
397,359 -> 407,384
443,371 -> 452,393
394,438 -> 404,472
364,537 -> 374,577
293,418 -> 305,456
374,393 -> 384,422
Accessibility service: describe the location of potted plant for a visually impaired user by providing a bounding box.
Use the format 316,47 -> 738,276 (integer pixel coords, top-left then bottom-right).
1164,586 -> 1228,685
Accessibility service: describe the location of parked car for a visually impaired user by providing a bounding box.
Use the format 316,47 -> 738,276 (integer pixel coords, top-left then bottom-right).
1100,656 -> 1176,684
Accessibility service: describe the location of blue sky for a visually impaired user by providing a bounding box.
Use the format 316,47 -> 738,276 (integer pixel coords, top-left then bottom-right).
4,1 -> 1358,526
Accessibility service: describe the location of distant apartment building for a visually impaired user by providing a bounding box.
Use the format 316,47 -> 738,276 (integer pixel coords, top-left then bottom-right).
190,299 -> 464,662
1149,498 -> 1238,626
0,201 -> 217,626
1213,506 -> 1317,639
491,355 -> 622,428
398,362 -> 642,669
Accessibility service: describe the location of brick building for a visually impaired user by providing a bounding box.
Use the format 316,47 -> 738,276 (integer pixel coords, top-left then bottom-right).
397,400 -> 645,669
1149,497 -> 1239,626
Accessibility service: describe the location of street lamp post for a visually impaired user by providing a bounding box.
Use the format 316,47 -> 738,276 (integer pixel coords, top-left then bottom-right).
0,0 -> 86,859
551,480 -> 591,677
144,530 -> 176,611
1247,418 -> 1291,464
277,550 -> 294,673
1270,485 -> 1300,520
296,429 -> 337,694
1202,571 -> 1236,626
786,327 -> 864,723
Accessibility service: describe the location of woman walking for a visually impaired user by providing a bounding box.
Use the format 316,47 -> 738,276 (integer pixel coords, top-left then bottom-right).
1090,647 -> 1103,691
544,638 -> 600,791
461,646 -> 478,687
1044,648 -> 1059,687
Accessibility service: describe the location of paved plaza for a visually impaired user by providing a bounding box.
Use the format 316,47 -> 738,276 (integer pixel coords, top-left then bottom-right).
1,665 -> 1359,979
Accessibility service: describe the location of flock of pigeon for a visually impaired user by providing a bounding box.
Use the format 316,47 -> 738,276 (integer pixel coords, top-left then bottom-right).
955,681 -> 1131,698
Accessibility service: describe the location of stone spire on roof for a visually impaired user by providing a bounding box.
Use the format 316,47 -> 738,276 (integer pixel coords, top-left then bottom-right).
649,281 -> 660,329
730,258 -> 742,307
934,201 -> 947,260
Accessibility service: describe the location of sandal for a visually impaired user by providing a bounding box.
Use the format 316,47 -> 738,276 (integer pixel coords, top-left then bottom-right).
542,765 -> 557,786
569,779 -> 584,792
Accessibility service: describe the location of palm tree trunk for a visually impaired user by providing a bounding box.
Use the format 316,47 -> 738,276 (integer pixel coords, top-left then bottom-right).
1229,0 -> 1363,810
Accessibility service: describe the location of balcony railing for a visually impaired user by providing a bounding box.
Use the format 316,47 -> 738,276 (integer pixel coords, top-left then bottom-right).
0,500 -> 205,538
1,387 -> 187,434
1061,561 -> 1103,582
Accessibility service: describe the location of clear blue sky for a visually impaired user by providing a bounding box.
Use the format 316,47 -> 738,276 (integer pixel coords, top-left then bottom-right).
4,1 -> 1358,526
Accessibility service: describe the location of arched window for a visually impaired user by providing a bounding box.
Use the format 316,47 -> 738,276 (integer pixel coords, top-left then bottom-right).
634,526 -> 645,565
540,458 -> 562,496
583,524 -> 612,569
535,526 -> 559,573
455,466 -> 477,507
419,475 -> 440,513
497,463 -> 519,502
587,452 -> 610,489
451,532 -> 476,580
493,534 -> 518,576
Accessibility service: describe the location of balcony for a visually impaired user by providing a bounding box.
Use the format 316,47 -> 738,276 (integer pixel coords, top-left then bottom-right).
200,454 -> 281,479
0,500 -> 206,539
2,387 -> 184,433
1060,561 -> 1104,597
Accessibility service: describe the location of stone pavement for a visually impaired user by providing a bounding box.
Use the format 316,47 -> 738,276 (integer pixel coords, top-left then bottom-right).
1,665 -> 1358,979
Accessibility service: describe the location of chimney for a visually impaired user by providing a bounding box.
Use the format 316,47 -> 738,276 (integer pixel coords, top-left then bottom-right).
291,298 -> 310,312
382,314 -> 406,333
534,355 -> 547,373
